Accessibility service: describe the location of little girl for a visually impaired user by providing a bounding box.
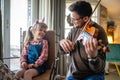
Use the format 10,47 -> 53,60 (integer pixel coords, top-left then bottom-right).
16,20 -> 48,80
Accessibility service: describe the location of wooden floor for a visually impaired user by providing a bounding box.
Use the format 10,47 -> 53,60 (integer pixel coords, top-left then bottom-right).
105,71 -> 120,80
105,63 -> 120,80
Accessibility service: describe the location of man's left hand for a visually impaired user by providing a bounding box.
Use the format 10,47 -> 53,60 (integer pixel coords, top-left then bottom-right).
84,37 -> 98,58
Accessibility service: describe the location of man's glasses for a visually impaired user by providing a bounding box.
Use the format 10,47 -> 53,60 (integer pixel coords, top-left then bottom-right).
71,17 -> 83,22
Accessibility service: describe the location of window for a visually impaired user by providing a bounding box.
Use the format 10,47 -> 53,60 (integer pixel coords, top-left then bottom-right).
65,3 -> 73,38
10,0 -> 27,71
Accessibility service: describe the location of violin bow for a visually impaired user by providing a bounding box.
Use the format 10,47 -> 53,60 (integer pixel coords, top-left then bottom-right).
82,0 -> 101,31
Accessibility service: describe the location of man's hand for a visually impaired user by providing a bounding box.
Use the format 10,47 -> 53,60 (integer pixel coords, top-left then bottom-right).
84,37 -> 98,58
60,39 -> 74,53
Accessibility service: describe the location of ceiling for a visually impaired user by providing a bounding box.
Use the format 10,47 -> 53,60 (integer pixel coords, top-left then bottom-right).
101,0 -> 120,20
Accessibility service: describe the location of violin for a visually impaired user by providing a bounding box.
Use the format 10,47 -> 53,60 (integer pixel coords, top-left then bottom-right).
76,0 -> 109,53
83,21 -> 98,38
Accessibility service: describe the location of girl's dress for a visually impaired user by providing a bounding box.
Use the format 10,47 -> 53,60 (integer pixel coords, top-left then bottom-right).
27,41 -> 47,74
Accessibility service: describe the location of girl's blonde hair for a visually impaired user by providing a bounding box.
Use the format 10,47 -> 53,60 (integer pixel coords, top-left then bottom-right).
24,20 -> 48,46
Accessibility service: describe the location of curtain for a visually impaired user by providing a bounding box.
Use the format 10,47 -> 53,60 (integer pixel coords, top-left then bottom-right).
38,0 -> 65,39
38,0 -> 51,29
0,9 -> 3,61
50,0 -> 66,75
31,0 -> 39,24
39,0 -> 66,75
31,0 -> 65,39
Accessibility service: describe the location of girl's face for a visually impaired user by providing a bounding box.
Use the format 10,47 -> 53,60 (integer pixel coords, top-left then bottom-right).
33,26 -> 47,41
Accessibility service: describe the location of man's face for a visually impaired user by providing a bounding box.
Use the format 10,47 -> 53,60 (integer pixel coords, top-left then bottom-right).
71,11 -> 86,28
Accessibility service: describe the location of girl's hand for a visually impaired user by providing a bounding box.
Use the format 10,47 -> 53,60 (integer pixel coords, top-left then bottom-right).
28,64 -> 34,68
21,62 -> 28,69
33,63 -> 39,68
84,37 -> 98,58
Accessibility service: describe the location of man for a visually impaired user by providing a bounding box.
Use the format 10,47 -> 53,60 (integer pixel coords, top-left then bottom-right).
59,1 -> 108,80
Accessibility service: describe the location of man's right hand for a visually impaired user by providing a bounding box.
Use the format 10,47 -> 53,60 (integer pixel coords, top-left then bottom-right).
60,39 -> 74,53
